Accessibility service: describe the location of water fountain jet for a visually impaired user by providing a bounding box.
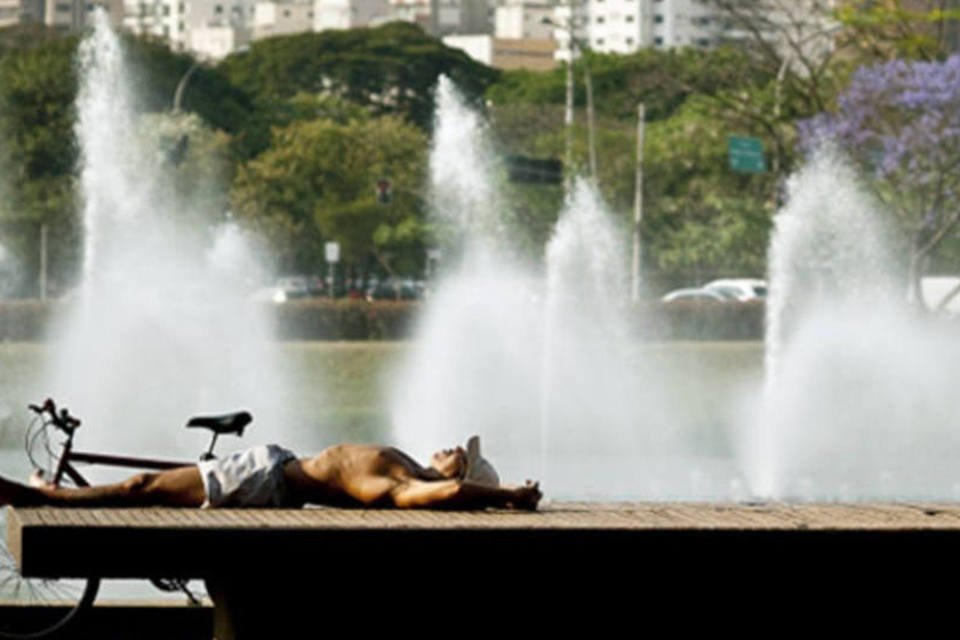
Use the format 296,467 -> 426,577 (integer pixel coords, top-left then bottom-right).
42,11 -> 293,462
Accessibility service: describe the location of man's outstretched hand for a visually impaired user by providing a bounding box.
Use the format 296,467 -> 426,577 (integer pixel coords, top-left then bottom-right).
508,480 -> 542,511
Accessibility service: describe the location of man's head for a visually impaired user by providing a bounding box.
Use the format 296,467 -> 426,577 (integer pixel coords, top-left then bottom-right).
430,435 -> 500,487
430,446 -> 467,479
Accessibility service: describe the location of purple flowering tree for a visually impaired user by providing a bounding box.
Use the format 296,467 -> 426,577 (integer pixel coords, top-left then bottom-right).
799,55 -> 960,307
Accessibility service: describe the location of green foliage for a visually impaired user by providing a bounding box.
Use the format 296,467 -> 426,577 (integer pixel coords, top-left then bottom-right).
0,32 -> 77,184
487,46 -> 770,122
218,22 -> 499,130
121,35 -> 254,134
231,114 -> 428,275
0,28 -> 80,295
272,299 -> 418,340
138,112 -> 235,232
837,0 -> 960,62
643,97 -> 774,280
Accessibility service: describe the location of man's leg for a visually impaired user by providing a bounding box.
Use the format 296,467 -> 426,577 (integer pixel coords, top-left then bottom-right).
0,466 -> 205,508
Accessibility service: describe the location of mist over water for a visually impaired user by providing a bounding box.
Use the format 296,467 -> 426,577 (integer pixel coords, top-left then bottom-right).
391,79 -> 743,500
747,150 -> 960,500
42,12 -> 293,459
391,77 -> 543,464
9,30 -> 958,502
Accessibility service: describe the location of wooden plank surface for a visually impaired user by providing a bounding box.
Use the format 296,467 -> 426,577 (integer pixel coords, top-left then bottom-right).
10,502 -> 960,580
11,501 -> 960,531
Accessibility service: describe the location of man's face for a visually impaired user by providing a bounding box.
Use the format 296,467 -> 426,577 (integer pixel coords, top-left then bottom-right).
431,446 -> 466,479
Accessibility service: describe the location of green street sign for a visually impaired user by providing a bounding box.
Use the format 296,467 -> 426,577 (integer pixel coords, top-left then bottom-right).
728,135 -> 766,174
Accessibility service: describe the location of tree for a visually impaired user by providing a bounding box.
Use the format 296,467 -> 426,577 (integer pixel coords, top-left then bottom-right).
218,22 -> 499,131
0,28 -> 80,295
121,35 -> 253,136
836,0 -> 960,62
230,114 -> 428,277
642,97 -> 774,285
798,54 -> 960,305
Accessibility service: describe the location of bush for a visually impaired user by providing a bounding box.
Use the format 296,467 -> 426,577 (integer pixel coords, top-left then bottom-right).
0,299 -> 763,342
270,299 -> 419,341
0,300 -> 54,341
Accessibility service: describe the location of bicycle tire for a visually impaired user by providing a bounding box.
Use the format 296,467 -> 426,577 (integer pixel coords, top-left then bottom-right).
0,551 -> 100,639
0,477 -> 100,638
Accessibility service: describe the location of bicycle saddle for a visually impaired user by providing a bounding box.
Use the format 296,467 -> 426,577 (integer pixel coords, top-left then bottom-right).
186,411 -> 252,436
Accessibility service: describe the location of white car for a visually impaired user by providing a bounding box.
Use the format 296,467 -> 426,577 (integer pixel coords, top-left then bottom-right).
703,278 -> 767,301
661,288 -> 728,303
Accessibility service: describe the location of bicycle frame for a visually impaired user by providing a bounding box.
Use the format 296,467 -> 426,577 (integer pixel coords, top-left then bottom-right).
50,424 -> 194,488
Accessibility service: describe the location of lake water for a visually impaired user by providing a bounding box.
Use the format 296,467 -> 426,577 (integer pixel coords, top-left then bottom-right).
0,341 -> 763,496
1,340 -> 760,602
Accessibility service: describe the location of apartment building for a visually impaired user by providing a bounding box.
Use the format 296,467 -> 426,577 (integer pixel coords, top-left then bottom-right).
0,0 -> 21,26
19,0 -> 123,30
494,0 -> 552,40
549,0 -> 838,60
314,0 -> 388,30
124,0 -> 260,53
444,33 -> 555,69
384,0 -> 490,35
252,0 -> 312,39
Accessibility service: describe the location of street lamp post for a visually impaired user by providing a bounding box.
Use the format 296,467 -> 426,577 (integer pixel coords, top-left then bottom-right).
631,103 -> 644,303
172,61 -> 200,114
545,6 -> 597,188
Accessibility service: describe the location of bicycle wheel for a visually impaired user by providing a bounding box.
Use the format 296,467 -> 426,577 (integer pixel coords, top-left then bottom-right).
0,508 -> 100,638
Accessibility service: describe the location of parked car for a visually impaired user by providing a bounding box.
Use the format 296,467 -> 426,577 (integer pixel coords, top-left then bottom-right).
661,288 -> 728,303
366,279 -> 426,301
250,276 -> 326,303
702,278 -> 767,302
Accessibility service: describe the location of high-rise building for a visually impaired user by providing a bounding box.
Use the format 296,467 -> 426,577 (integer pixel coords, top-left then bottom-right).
314,0 -> 389,30
549,0 -> 837,60
495,0 -> 553,40
252,0 -> 313,39
0,0 -> 21,26
39,0 -> 123,31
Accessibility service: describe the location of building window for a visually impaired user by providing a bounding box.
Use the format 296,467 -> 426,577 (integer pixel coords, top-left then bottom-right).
595,38 -> 604,45
626,36 -> 634,45
596,15 -> 604,23
654,14 -> 663,23
625,14 -> 633,21
696,38 -> 711,47
654,36 -> 663,45
283,9 -> 290,16
56,3 -> 70,11
214,4 -> 222,13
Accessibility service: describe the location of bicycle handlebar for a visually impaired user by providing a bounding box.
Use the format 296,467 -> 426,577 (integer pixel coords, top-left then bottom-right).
29,398 -> 81,433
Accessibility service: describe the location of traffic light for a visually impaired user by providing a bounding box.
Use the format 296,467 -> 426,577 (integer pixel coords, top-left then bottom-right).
376,178 -> 392,204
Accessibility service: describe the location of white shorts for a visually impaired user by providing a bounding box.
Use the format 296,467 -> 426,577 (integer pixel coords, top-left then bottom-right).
198,445 -> 299,508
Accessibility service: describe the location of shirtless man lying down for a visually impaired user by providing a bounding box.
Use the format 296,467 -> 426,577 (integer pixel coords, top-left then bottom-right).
0,436 -> 542,511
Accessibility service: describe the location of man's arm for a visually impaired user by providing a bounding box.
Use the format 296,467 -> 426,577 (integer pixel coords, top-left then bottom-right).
390,479 -> 541,511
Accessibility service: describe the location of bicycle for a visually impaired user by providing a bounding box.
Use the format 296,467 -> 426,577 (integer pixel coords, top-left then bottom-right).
0,397 -> 250,639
